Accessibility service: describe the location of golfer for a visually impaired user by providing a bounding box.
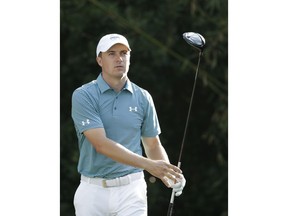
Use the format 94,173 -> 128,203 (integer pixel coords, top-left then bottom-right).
71,33 -> 186,216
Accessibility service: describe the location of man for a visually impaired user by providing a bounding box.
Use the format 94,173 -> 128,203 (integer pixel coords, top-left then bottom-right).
71,33 -> 185,216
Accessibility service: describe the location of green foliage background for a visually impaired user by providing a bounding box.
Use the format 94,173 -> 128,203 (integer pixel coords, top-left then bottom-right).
60,0 -> 228,215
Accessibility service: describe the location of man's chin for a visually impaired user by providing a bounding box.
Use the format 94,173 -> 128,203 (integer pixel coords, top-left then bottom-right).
114,71 -> 128,79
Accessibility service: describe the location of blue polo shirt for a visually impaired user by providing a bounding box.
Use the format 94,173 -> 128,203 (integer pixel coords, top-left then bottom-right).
71,73 -> 161,178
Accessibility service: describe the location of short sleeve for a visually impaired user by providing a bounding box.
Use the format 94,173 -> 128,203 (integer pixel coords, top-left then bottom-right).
71,88 -> 104,133
141,91 -> 161,137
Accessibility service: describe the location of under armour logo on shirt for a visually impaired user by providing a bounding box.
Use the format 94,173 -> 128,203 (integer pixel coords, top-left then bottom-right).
82,119 -> 90,126
129,106 -> 138,112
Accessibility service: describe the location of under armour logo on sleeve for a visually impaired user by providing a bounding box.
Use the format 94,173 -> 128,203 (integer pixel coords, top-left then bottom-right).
129,106 -> 137,112
82,119 -> 90,126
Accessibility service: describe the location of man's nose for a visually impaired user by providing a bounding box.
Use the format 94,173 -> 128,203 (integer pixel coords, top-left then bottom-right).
115,54 -> 123,62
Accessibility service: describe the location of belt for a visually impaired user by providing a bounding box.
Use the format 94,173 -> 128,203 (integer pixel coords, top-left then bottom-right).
81,172 -> 144,188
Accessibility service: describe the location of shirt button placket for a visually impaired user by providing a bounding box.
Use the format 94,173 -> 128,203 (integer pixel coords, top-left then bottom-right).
113,95 -> 118,116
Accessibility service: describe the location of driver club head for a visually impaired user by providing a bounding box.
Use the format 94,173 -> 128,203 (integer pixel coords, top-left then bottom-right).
183,32 -> 205,51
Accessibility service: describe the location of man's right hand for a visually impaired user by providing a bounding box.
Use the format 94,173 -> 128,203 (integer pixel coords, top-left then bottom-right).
145,160 -> 183,188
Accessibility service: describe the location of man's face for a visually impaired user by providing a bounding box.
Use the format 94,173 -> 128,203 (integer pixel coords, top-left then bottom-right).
97,43 -> 130,79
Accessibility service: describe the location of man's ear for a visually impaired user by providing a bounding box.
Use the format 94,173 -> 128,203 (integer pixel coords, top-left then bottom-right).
96,56 -> 102,67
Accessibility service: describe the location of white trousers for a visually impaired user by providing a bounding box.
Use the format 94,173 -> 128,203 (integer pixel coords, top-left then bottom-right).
74,173 -> 147,216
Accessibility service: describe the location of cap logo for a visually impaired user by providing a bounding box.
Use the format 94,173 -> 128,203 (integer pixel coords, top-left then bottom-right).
110,35 -> 120,40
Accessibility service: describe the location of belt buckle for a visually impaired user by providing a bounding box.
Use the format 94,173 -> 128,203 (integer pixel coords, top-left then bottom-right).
102,180 -> 108,188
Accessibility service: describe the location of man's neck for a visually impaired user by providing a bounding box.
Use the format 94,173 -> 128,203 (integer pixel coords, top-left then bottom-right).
102,73 -> 128,92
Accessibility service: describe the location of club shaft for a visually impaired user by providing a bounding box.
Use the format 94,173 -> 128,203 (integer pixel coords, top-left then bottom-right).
177,51 -> 202,164
167,51 -> 202,216
167,161 -> 180,216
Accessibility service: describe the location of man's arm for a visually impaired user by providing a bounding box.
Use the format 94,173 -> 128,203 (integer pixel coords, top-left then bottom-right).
141,136 -> 182,186
141,136 -> 169,162
84,128 -> 181,186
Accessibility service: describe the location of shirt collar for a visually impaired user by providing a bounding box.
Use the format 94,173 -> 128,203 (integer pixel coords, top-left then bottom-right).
123,79 -> 134,94
96,73 -> 111,93
96,73 -> 134,94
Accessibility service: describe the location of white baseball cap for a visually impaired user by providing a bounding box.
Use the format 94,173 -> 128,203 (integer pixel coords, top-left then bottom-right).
96,33 -> 131,56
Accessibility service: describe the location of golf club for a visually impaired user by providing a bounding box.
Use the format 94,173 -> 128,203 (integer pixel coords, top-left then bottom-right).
167,32 -> 206,216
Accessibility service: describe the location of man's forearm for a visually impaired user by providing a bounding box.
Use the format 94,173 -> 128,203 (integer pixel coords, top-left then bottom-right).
142,136 -> 170,162
84,128 -> 151,169
95,137 -> 151,170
